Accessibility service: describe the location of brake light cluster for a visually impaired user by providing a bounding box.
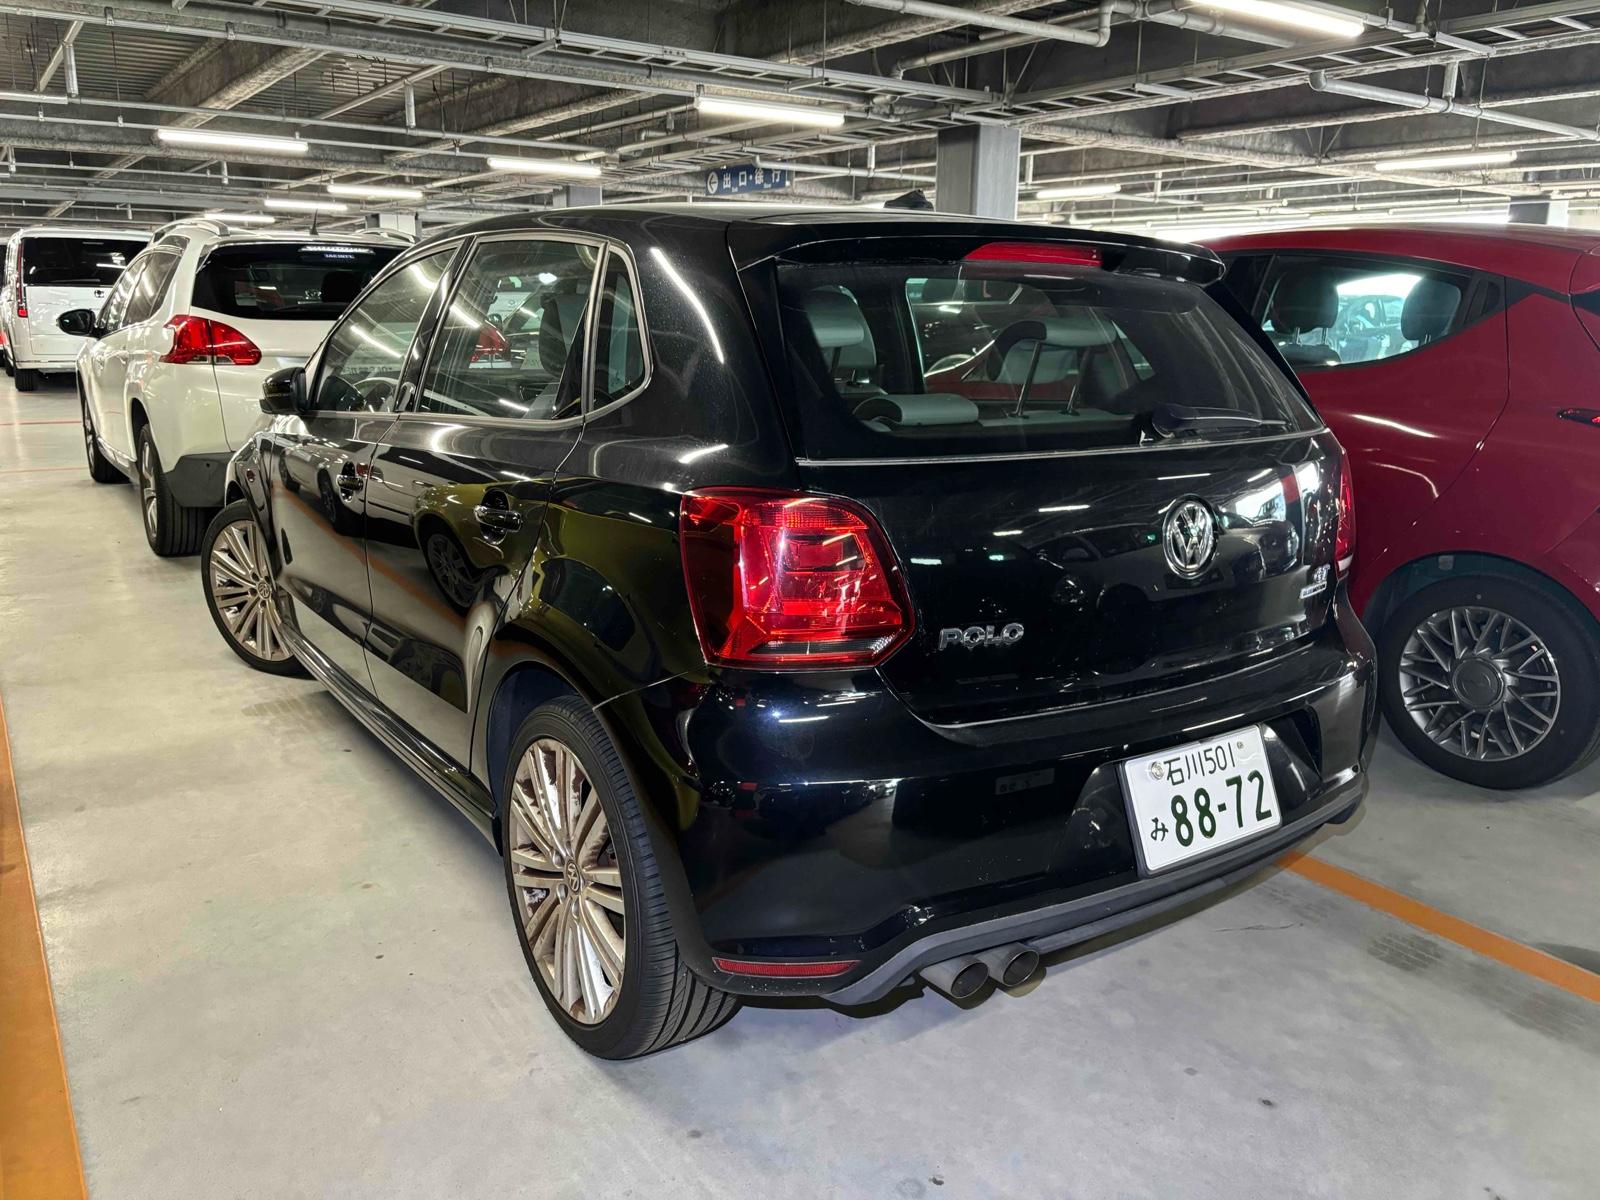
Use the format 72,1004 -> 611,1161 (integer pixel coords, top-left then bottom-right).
160,315 -> 262,366
679,489 -> 912,669
15,286 -> 27,319
1334,459 -> 1356,576
963,241 -> 1103,267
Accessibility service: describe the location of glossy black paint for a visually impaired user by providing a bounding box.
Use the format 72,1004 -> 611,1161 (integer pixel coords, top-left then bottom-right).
227,204 -> 1376,1003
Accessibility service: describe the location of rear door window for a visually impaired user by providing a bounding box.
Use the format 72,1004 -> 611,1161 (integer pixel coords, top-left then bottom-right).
766,244 -> 1317,461
193,242 -> 401,321
19,237 -> 145,288
413,238 -> 601,421
1256,254 -> 1471,368
123,251 -> 182,326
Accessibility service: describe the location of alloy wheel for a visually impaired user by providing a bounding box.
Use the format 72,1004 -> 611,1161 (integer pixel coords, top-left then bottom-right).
1398,605 -> 1560,762
209,518 -> 293,662
424,532 -> 474,608
508,738 -> 626,1025
139,438 -> 159,539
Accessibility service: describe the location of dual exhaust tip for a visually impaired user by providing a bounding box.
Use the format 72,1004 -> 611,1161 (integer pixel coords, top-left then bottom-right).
918,944 -> 1041,1002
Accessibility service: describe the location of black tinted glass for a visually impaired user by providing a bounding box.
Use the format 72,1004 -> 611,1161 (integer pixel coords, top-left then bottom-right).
771,252 -> 1318,461
194,242 -> 400,321
20,237 -> 146,287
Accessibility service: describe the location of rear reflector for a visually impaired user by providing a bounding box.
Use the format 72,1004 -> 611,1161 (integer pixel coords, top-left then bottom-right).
712,957 -> 858,979
680,489 -> 913,669
963,241 -> 1102,267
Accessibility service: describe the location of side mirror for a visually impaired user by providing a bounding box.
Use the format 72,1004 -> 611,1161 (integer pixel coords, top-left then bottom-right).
260,366 -> 308,416
57,309 -> 99,338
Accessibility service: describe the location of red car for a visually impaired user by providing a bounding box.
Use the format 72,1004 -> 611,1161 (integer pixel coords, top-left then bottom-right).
1208,225 -> 1600,788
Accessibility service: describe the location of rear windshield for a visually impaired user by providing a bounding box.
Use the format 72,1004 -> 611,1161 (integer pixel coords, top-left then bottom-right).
769,252 -> 1318,460
19,237 -> 146,288
193,242 -> 401,321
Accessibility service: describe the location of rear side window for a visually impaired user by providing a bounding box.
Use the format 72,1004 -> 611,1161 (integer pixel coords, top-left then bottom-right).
124,252 -> 182,326
193,242 -> 400,321
591,252 -> 646,406
1256,254 -> 1470,369
20,237 -> 145,287
769,249 -> 1317,460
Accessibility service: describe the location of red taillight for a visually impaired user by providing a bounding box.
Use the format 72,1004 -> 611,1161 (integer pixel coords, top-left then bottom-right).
963,241 -> 1102,267
470,322 -> 509,362
160,315 -> 262,366
16,286 -> 26,319
1334,459 -> 1356,575
712,957 -> 858,979
679,489 -> 913,669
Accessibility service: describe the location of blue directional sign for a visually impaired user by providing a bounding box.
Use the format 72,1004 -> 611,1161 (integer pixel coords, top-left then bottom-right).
705,163 -> 791,196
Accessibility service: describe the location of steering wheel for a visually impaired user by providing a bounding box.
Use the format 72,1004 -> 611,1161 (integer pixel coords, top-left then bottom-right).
352,376 -> 398,409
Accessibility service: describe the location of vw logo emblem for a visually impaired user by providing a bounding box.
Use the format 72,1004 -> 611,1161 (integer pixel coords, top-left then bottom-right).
1162,498 -> 1217,578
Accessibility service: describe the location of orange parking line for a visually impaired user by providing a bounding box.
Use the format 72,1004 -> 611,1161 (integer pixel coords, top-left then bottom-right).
1283,851 -> 1600,1004
0,690 -> 88,1200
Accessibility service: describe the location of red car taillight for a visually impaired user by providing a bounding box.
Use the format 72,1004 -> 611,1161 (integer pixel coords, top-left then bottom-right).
160,315 -> 263,366
963,241 -> 1103,267
1334,459 -> 1356,576
16,286 -> 26,319
679,489 -> 913,669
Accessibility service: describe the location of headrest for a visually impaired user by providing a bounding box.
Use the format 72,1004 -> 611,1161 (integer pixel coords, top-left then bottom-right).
801,288 -> 869,351
539,293 -> 587,374
1269,269 -> 1339,334
854,392 -> 980,427
1277,342 -> 1341,369
1401,276 -> 1461,342
320,270 -> 360,306
1021,315 -> 1121,349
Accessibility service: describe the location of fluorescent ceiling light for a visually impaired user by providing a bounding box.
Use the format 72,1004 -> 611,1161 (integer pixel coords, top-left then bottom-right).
156,127 -> 309,155
1378,150 -> 1519,172
0,89 -> 69,106
693,95 -> 846,129
202,211 -> 276,224
1035,183 -> 1121,200
486,155 -> 603,178
263,197 -> 349,213
327,183 -> 424,201
1195,1 -> 1363,39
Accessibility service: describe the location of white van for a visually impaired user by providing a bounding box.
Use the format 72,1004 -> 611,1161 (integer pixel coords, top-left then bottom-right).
2,226 -> 150,391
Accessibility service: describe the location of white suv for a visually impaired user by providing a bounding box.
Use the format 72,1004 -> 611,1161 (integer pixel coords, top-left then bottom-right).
62,219 -> 406,554
2,225 -> 149,391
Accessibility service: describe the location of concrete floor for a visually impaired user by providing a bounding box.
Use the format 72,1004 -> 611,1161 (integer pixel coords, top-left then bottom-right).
3,372 -> 1598,1200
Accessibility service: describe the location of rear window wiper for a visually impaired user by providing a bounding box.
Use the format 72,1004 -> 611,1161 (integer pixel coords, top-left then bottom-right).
1151,404 -> 1287,439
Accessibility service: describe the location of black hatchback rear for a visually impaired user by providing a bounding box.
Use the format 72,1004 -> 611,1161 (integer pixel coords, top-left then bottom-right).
208,205 -> 1375,1058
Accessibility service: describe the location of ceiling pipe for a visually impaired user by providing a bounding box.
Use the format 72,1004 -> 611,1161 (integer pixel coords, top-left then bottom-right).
847,0 -> 1117,45
892,0 -> 1288,74
1309,71 -> 1600,143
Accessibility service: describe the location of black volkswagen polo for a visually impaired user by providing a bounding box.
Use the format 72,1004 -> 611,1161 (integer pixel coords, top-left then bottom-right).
200,204 -> 1375,1058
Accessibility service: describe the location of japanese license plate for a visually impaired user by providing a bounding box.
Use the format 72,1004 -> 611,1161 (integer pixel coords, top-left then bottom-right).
1120,727 -> 1281,874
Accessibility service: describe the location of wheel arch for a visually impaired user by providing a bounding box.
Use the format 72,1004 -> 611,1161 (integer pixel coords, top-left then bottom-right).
480,661 -> 583,849
1364,551 -> 1600,643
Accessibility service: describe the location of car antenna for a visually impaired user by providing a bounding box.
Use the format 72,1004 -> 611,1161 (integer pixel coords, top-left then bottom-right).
883,189 -> 933,210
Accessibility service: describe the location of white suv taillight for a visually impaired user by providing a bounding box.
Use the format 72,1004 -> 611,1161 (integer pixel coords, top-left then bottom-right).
160,314 -> 262,366
679,489 -> 913,669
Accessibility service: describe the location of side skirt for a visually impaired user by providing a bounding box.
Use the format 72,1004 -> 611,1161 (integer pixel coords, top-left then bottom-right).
282,624 -> 497,843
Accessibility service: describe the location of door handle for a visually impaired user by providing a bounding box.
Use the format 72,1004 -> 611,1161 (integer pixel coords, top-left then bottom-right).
474,504 -> 523,540
337,463 -> 364,497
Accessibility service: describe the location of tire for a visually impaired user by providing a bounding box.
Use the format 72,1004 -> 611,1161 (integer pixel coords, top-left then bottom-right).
2,349 -> 13,376
14,367 -> 38,392
136,424 -> 206,556
1379,575 -> 1600,789
200,501 -> 309,677
81,392 -> 123,484
502,696 -> 738,1059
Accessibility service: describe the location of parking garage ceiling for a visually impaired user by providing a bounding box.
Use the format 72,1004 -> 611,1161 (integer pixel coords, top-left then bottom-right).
4,0 -> 1600,236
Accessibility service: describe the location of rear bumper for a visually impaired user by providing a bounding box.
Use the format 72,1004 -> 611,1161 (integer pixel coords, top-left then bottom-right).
626,597 -> 1376,1001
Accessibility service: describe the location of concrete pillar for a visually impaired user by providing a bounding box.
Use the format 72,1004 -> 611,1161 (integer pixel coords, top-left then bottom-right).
1508,196 -> 1570,226
934,125 -> 1021,219
364,211 -> 419,237
549,184 -> 603,208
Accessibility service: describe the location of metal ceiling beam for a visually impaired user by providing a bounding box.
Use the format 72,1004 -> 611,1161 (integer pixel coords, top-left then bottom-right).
1309,70 -> 1600,144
